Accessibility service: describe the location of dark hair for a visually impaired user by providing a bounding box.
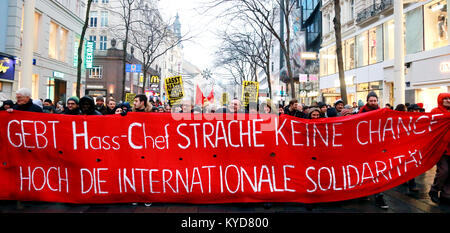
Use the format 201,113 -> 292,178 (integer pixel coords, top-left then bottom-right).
395,104 -> 406,112
289,99 -> 298,106
367,91 -> 378,101
134,94 -> 148,106
44,99 -> 53,104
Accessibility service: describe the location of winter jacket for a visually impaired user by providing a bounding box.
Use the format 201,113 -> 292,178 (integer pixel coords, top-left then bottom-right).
431,93 -> 450,114
430,93 -> 450,155
12,99 -> 43,113
80,96 -> 103,115
358,104 -> 379,113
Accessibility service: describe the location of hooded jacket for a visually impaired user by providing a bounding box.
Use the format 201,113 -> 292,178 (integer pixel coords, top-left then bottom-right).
430,93 -> 450,156
431,93 -> 450,114
80,96 -> 102,115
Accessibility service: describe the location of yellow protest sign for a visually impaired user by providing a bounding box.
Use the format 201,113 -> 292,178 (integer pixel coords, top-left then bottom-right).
241,81 -> 259,106
164,76 -> 184,105
125,93 -> 137,107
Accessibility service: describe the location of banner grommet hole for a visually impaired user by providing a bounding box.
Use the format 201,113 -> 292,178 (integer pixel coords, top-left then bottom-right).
58,151 -> 63,154
382,149 -> 387,153
96,158 -> 102,162
141,156 -> 145,159
270,152 -> 276,157
2,162 -> 6,166
312,157 -> 317,160
27,149 -> 32,152
179,157 -> 183,161
213,154 -> 217,158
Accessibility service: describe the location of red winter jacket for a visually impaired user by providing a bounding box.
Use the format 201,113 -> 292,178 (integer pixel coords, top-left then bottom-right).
431,93 -> 450,114
430,93 -> 450,155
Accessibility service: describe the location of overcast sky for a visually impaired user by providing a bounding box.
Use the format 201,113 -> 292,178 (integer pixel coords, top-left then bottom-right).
158,0 -> 224,72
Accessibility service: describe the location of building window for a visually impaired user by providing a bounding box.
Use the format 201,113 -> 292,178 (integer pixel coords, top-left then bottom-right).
89,66 -> 103,79
406,6 -> 424,55
368,26 -> 383,65
102,0 -> 109,3
327,46 -> 337,75
424,0 -> 448,51
101,11 -> 108,27
90,11 -> 97,27
383,19 -> 406,61
49,21 -> 58,59
34,12 -> 41,53
356,31 -> 368,67
100,36 -> 107,50
32,74 -> 39,100
350,0 -> 354,20
319,50 -> 328,76
344,37 -> 355,70
59,27 -> 68,62
89,35 -> 97,50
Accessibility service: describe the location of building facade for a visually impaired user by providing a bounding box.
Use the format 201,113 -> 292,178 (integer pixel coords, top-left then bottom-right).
298,0 -> 322,105
0,0 -> 86,103
320,0 -> 450,111
84,41 -> 157,102
87,0 -> 183,103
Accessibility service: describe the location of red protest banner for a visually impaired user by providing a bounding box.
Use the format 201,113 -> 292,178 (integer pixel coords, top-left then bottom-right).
0,109 -> 449,204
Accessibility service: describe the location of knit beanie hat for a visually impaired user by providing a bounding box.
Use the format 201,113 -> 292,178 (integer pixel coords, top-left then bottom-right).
67,96 -> 80,104
367,91 -> 378,101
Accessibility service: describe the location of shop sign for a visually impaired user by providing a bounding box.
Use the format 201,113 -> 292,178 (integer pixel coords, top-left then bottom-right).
0,57 -> 15,81
85,41 -> 94,69
126,64 -> 142,73
53,71 -> 64,79
440,61 -> 450,73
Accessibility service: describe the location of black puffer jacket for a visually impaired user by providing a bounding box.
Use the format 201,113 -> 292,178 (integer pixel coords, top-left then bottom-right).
80,96 -> 102,115
12,99 -> 43,113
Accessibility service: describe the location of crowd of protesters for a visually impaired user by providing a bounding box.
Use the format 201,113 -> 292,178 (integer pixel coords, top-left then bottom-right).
1,88 -> 449,210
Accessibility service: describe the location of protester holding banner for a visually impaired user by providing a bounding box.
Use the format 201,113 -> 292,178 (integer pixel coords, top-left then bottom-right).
55,101 -> 64,114
105,98 -> 116,115
278,104 -> 284,115
80,96 -> 102,115
317,102 -> 327,117
359,92 -> 380,113
307,108 -> 322,119
357,91 -> 389,209
0,100 -> 14,111
164,104 -> 172,113
63,96 -> 81,115
284,99 -> 305,118
95,95 -> 108,115
133,94 -> 152,112
429,92 -> 450,204
6,88 -> 43,113
334,99 -> 345,116
394,104 -> 407,112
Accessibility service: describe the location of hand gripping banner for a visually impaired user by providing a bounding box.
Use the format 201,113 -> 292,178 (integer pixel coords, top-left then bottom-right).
0,109 -> 449,204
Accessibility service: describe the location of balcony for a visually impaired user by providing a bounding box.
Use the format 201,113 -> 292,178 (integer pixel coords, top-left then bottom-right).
356,0 -> 393,24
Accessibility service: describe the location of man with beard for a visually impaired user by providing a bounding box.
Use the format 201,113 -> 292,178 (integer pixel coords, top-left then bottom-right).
357,91 -> 388,209
63,96 -> 81,115
359,91 -> 380,113
95,95 -> 108,115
